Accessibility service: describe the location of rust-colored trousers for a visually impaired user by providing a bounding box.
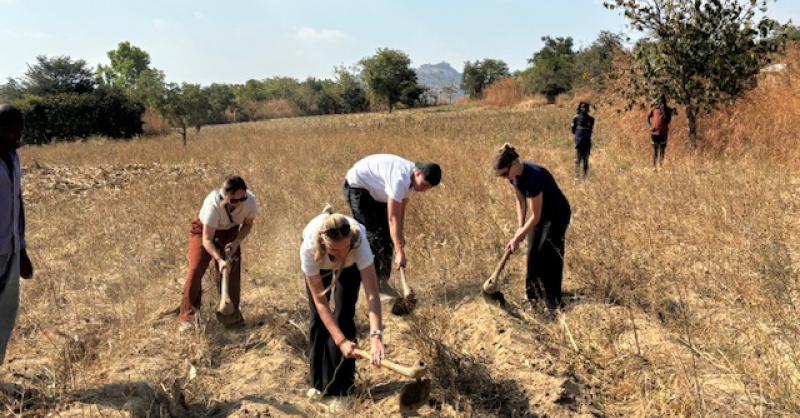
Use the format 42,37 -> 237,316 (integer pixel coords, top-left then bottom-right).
179,218 -> 241,322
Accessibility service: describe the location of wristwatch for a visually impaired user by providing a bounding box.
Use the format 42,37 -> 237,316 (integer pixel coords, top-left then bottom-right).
370,330 -> 383,339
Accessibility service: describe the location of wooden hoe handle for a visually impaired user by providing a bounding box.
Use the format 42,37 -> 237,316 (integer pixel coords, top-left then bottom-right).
399,267 -> 414,298
354,348 -> 428,379
482,249 -> 512,294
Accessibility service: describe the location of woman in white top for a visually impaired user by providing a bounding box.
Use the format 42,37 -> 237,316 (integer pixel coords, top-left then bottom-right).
179,175 -> 258,331
300,205 -> 384,402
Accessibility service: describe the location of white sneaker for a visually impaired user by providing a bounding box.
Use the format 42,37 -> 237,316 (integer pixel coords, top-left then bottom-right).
178,320 -> 197,333
306,388 -> 323,402
327,396 -> 353,413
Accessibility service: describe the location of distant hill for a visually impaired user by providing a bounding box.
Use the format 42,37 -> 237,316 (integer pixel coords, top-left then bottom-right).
415,62 -> 466,103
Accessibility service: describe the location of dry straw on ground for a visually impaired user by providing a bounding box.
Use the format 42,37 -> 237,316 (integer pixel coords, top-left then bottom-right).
1,53 -> 799,416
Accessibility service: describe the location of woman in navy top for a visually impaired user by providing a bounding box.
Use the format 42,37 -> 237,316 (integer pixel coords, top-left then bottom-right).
493,144 -> 571,310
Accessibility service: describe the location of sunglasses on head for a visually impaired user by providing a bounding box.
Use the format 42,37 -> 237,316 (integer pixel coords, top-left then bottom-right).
324,223 -> 351,239
229,195 -> 248,204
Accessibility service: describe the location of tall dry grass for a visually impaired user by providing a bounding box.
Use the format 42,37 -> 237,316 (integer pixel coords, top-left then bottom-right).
598,43 -> 800,165
0,59 -> 798,416
478,78 -> 524,107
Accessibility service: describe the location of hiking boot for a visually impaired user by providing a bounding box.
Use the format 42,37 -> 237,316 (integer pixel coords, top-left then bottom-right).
378,279 -> 399,304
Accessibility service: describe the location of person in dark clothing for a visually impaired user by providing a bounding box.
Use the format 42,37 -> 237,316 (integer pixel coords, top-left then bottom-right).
571,102 -> 595,178
0,104 -> 34,367
646,96 -> 677,169
493,144 -> 571,311
300,205 -> 384,411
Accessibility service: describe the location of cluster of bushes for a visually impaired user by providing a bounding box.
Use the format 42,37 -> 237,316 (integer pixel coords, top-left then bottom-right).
16,87 -> 143,144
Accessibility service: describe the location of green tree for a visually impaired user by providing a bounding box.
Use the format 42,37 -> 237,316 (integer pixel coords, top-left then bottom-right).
19,55 -> 96,96
573,31 -> 625,91
182,84 -> 210,133
97,42 -> 151,90
157,83 -> 188,146
155,83 -> 211,146
205,83 -> 236,124
461,59 -> 510,99
131,68 -> 166,109
783,23 -> 800,41
359,48 -> 418,113
96,43 -> 167,109
0,79 -> 23,102
517,37 -> 577,102
605,0 -> 785,146
333,65 -> 368,114
399,84 -> 429,108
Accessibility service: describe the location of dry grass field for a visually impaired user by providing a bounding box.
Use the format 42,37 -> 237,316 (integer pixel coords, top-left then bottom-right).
2,52 -> 800,417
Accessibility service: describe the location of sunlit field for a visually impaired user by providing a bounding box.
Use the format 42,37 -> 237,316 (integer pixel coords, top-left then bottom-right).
2,65 -> 799,417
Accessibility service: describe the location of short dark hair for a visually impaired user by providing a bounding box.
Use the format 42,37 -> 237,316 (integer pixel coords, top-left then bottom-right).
0,104 -> 23,129
415,162 -> 442,186
222,175 -> 247,195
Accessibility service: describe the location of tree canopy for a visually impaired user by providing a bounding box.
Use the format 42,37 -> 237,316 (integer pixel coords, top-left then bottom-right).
359,48 -> 418,113
5,55 -> 97,97
97,42 -> 152,90
605,0 -> 785,145
461,59 -> 510,99
517,37 -> 577,101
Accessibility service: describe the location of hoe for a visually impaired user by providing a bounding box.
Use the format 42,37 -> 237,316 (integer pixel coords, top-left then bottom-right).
391,267 -> 418,316
482,249 -> 512,306
354,349 -> 431,411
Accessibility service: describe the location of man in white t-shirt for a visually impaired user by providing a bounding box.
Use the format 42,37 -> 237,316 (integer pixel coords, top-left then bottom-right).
342,154 -> 442,304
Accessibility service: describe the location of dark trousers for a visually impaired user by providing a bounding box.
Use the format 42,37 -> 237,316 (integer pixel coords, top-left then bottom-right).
342,181 -> 393,282
307,264 -> 362,396
575,147 -> 591,176
652,135 -> 668,166
526,219 -> 569,308
180,218 -> 242,322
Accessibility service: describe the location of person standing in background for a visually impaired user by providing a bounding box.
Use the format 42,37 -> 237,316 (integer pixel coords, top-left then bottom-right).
0,104 -> 34,367
571,102 -> 595,178
646,95 -> 677,169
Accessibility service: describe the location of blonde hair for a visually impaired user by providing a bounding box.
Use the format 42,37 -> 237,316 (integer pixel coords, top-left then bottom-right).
313,204 -> 363,297
492,143 -> 520,170
314,204 -> 363,262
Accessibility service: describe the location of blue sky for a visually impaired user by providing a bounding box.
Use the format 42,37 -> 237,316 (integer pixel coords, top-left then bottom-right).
1,0 -> 798,85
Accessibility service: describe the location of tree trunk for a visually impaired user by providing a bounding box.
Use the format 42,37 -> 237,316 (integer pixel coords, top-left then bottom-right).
685,106 -> 698,148
388,97 -> 393,114
180,124 -> 187,148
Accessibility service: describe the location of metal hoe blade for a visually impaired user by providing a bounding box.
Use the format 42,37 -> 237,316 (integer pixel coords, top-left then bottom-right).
398,378 -> 432,412
392,267 -> 417,316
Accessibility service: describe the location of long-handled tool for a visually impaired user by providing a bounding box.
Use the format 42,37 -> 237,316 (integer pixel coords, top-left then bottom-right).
482,249 -> 512,304
354,348 -> 431,411
391,267 -> 417,316
217,249 -> 235,315
215,248 -> 242,325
